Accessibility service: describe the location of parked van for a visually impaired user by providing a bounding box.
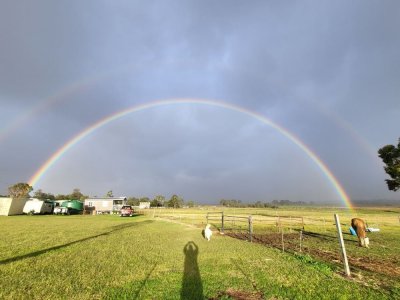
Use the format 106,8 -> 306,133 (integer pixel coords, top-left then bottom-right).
23,199 -> 54,215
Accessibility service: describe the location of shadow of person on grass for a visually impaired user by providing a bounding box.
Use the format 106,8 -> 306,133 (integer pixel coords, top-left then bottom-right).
181,241 -> 204,300
0,220 -> 154,265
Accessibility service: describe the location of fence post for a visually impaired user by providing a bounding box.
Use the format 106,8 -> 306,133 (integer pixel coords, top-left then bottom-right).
221,212 -> 225,234
248,215 -> 253,242
334,214 -> 350,276
276,216 -> 280,232
299,230 -> 302,252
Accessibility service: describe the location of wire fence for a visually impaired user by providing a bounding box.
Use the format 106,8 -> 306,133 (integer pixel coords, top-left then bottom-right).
137,207 -> 399,278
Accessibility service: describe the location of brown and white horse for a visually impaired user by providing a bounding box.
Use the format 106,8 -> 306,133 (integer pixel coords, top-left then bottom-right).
351,218 -> 369,248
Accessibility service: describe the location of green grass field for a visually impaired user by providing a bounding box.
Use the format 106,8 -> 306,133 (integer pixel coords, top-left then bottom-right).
0,207 -> 399,299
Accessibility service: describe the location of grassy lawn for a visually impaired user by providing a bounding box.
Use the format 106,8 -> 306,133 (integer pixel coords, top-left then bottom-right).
0,210 -> 398,299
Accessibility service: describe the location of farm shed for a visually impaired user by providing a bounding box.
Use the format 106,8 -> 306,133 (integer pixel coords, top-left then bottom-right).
84,197 -> 127,214
0,197 -> 28,216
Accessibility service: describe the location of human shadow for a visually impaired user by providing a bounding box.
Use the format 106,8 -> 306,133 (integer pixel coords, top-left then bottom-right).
180,241 -> 204,300
0,220 -> 154,265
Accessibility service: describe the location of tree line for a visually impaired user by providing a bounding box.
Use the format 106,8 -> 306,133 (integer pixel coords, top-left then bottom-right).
6,184 -> 89,201
5,183 -> 195,208
126,194 -> 195,208
219,199 -> 314,208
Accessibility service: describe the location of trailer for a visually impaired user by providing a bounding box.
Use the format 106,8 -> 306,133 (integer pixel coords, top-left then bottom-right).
23,199 -> 54,215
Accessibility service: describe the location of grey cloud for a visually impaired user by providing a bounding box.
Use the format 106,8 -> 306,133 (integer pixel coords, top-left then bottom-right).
1,1 -> 399,203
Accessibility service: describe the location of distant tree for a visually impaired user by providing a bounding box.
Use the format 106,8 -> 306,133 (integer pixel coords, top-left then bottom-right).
219,199 -> 277,208
127,197 -> 140,206
33,189 -> 55,200
106,190 -> 114,197
151,195 -> 165,207
378,138 -> 400,191
8,182 -> 33,199
55,194 -> 68,200
186,200 -> 195,208
69,188 -> 88,201
270,199 -> 312,206
33,189 -> 45,199
167,194 -> 183,208
220,199 -> 227,207
46,193 -> 55,201
253,201 -> 264,208
219,199 -> 242,207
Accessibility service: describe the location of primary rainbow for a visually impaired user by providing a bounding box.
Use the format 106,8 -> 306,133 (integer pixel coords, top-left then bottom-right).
28,98 -> 353,209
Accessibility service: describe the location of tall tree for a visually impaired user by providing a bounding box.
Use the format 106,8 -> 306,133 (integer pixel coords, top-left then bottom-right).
151,195 -> 165,207
167,194 -> 183,208
378,138 -> 400,191
127,197 -> 140,206
8,182 -> 33,199
106,190 -> 114,197
69,188 -> 88,201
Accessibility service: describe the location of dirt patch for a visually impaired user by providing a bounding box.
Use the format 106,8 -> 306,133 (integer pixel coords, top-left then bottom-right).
209,288 -> 264,300
225,232 -> 400,278
226,232 -> 301,251
347,255 -> 400,277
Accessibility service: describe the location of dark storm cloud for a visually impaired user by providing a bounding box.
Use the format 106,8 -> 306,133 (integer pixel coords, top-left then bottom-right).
0,1 -> 89,98
0,1 -> 399,203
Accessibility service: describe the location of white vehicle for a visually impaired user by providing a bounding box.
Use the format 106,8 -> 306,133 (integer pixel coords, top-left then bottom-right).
53,206 -> 69,215
23,199 -> 54,215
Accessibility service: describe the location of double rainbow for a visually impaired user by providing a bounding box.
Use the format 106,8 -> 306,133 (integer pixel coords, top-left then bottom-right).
28,98 -> 353,208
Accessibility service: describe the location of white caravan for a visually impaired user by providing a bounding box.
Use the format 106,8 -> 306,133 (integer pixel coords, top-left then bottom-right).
23,199 -> 54,214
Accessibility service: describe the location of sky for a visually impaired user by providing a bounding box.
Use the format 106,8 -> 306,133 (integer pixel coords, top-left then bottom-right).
1,1 -> 399,205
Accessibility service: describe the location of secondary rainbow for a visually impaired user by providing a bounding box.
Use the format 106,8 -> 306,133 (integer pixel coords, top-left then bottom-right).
28,98 -> 353,209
